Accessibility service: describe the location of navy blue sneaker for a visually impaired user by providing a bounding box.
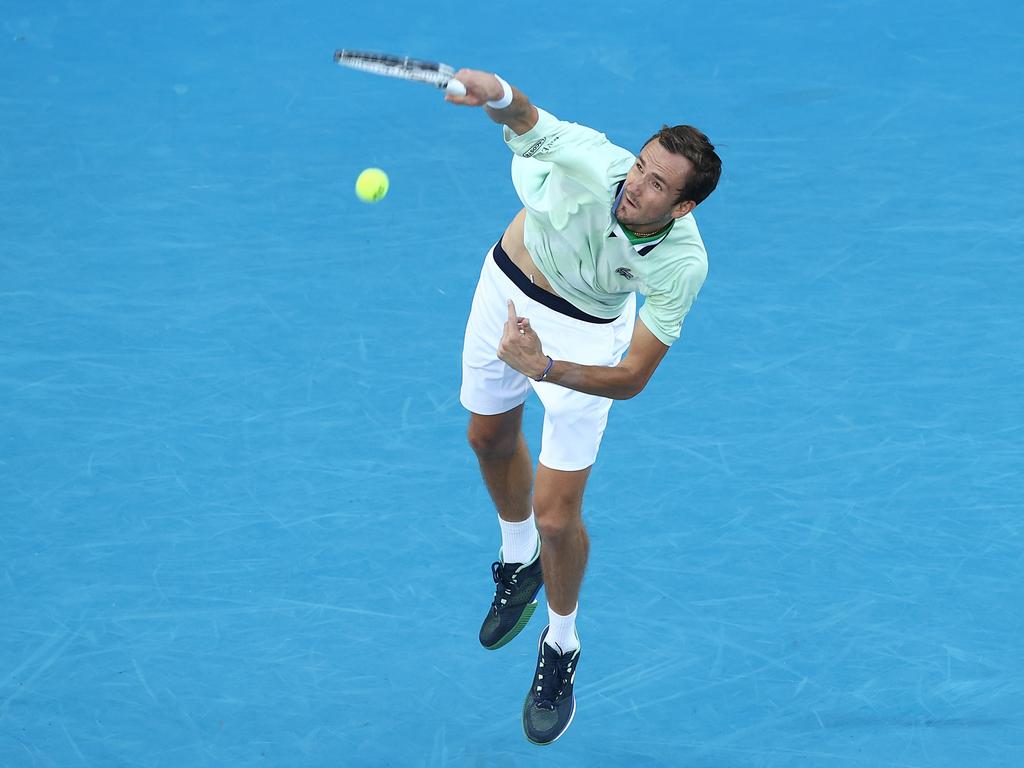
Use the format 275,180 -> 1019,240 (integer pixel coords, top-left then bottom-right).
479,542 -> 543,650
522,627 -> 579,745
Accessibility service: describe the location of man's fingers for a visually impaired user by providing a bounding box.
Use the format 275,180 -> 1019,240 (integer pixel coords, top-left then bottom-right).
507,299 -> 517,323
445,93 -> 485,107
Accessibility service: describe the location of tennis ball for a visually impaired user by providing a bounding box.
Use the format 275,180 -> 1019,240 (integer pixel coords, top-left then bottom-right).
355,168 -> 389,203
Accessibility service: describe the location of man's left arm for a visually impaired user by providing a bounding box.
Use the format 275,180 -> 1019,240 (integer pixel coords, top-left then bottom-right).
498,300 -> 669,400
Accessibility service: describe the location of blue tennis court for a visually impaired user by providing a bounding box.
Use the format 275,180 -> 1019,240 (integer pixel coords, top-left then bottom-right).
2,1 -> 1022,765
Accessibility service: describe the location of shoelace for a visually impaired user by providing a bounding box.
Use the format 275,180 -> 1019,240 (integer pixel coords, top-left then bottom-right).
489,561 -> 519,614
532,645 -> 575,711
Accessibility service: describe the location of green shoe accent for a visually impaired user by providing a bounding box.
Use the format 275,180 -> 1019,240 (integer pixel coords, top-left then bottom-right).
486,600 -> 537,650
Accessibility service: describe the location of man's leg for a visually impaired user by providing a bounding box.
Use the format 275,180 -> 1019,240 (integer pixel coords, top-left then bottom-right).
533,463 -> 590,622
520,345 -> 616,745
521,462 -> 590,746
468,406 -> 544,650
467,405 -> 532,524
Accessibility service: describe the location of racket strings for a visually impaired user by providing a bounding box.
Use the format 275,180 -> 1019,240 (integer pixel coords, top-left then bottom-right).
334,50 -> 457,90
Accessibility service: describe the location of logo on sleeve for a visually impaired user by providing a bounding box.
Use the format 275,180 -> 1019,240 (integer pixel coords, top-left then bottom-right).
523,139 -> 546,158
615,267 -> 635,280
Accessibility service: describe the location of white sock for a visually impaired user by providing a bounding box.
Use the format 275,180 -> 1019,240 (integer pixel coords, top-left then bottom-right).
545,604 -> 579,654
498,511 -> 539,564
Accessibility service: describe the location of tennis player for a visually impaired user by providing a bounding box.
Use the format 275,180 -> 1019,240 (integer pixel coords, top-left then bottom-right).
447,69 -> 721,745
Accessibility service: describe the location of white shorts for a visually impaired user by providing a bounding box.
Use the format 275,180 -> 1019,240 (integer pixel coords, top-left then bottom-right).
460,242 -> 636,472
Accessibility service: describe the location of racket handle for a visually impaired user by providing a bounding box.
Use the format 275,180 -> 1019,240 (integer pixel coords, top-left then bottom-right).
445,78 -> 467,97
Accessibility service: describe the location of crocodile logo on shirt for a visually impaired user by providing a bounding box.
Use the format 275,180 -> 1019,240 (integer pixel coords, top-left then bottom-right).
615,267 -> 635,280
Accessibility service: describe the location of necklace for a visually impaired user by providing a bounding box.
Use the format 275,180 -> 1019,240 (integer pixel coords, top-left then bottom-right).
628,221 -> 670,238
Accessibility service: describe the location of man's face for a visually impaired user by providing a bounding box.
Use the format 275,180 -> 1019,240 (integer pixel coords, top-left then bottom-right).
615,140 -> 695,229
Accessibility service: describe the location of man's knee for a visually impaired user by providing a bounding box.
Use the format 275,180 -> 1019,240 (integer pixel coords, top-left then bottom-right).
533,484 -> 586,543
534,509 -> 580,544
467,409 -> 522,459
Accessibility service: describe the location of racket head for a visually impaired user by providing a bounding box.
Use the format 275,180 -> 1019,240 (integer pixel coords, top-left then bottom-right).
334,49 -> 461,92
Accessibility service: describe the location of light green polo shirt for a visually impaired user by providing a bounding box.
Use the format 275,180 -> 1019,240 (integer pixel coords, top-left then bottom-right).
503,109 -> 708,346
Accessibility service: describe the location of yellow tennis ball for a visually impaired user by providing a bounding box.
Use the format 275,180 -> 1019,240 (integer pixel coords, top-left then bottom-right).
355,168 -> 389,203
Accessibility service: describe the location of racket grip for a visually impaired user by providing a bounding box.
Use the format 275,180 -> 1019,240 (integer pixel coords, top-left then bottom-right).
445,79 -> 467,97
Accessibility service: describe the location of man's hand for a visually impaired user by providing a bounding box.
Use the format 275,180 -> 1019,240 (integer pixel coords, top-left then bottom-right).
444,69 -> 539,135
444,69 -> 505,106
497,300 -> 549,380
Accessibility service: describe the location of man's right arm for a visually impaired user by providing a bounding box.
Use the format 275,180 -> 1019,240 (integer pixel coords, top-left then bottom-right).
446,68 -> 634,200
445,69 -> 539,136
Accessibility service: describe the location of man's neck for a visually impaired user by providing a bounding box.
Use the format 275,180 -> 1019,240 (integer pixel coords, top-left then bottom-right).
619,218 -> 673,244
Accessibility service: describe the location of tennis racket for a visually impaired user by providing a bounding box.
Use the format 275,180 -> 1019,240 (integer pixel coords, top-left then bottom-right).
333,49 -> 467,97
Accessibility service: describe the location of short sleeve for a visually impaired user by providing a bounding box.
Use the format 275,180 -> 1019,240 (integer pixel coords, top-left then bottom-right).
638,256 -> 708,346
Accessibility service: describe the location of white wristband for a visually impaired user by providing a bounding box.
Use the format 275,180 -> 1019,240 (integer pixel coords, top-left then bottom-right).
486,75 -> 514,110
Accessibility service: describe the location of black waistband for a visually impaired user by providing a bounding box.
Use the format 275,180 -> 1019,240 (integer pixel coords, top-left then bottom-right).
491,239 -> 617,324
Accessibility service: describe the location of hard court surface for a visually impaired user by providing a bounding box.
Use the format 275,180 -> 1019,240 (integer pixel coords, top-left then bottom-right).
2,1 -> 1022,766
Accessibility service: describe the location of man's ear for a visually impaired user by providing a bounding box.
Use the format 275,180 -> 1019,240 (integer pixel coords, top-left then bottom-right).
672,199 -> 696,219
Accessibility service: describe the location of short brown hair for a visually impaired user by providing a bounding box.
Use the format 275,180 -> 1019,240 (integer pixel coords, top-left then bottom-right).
645,125 -> 722,206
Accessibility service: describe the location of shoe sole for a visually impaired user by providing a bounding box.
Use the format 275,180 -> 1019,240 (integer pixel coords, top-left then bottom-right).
482,599 -> 538,650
